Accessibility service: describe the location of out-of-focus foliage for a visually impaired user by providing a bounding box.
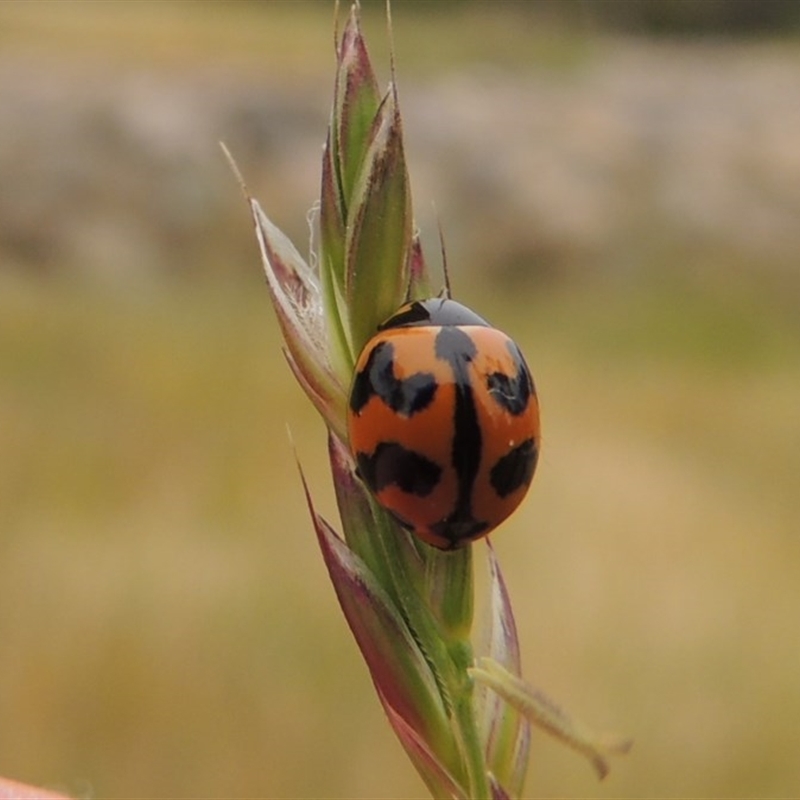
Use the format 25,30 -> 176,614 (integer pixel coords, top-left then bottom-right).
585,0 -> 800,35
2,1 -> 800,294
364,0 -> 800,36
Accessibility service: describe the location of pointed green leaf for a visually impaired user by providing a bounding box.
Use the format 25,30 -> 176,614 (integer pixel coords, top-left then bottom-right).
476,544 -> 530,798
251,199 -> 348,433
299,467 -> 462,780
327,434 -> 461,713
470,658 -> 633,780
319,132 -> 354,372
345,87 -> 411,354
335,4 -> 382,207
382,701 -> 467,800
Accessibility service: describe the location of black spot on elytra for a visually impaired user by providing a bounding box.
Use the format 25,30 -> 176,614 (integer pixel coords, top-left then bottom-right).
430,512 -> 489,549
486,340 -> 534,416
490,438 -> 538,498
356,442 -> 442,497
350,340 -> 437,416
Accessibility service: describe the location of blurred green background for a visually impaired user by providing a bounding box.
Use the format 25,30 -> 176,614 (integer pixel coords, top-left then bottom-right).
1,1 -> 799,797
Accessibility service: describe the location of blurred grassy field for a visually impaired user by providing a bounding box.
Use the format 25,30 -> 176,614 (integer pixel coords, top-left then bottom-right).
2,2 -> 800,799
0,0 -> 587,73
2,269 -> 799,798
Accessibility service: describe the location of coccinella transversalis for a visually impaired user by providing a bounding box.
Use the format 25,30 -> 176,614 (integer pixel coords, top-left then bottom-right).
347,298 -> 540,550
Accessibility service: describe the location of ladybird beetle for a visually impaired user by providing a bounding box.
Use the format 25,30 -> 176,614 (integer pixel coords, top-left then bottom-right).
347,297 -> 540,550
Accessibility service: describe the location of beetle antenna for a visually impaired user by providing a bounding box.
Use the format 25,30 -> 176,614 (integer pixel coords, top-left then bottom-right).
435,207 -> 452,299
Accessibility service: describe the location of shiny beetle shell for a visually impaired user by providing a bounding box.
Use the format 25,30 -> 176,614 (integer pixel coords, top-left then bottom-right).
347,297 -> 540,550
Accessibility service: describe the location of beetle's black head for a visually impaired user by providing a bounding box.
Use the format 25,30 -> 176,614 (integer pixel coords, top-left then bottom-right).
380,298 -> 489,331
